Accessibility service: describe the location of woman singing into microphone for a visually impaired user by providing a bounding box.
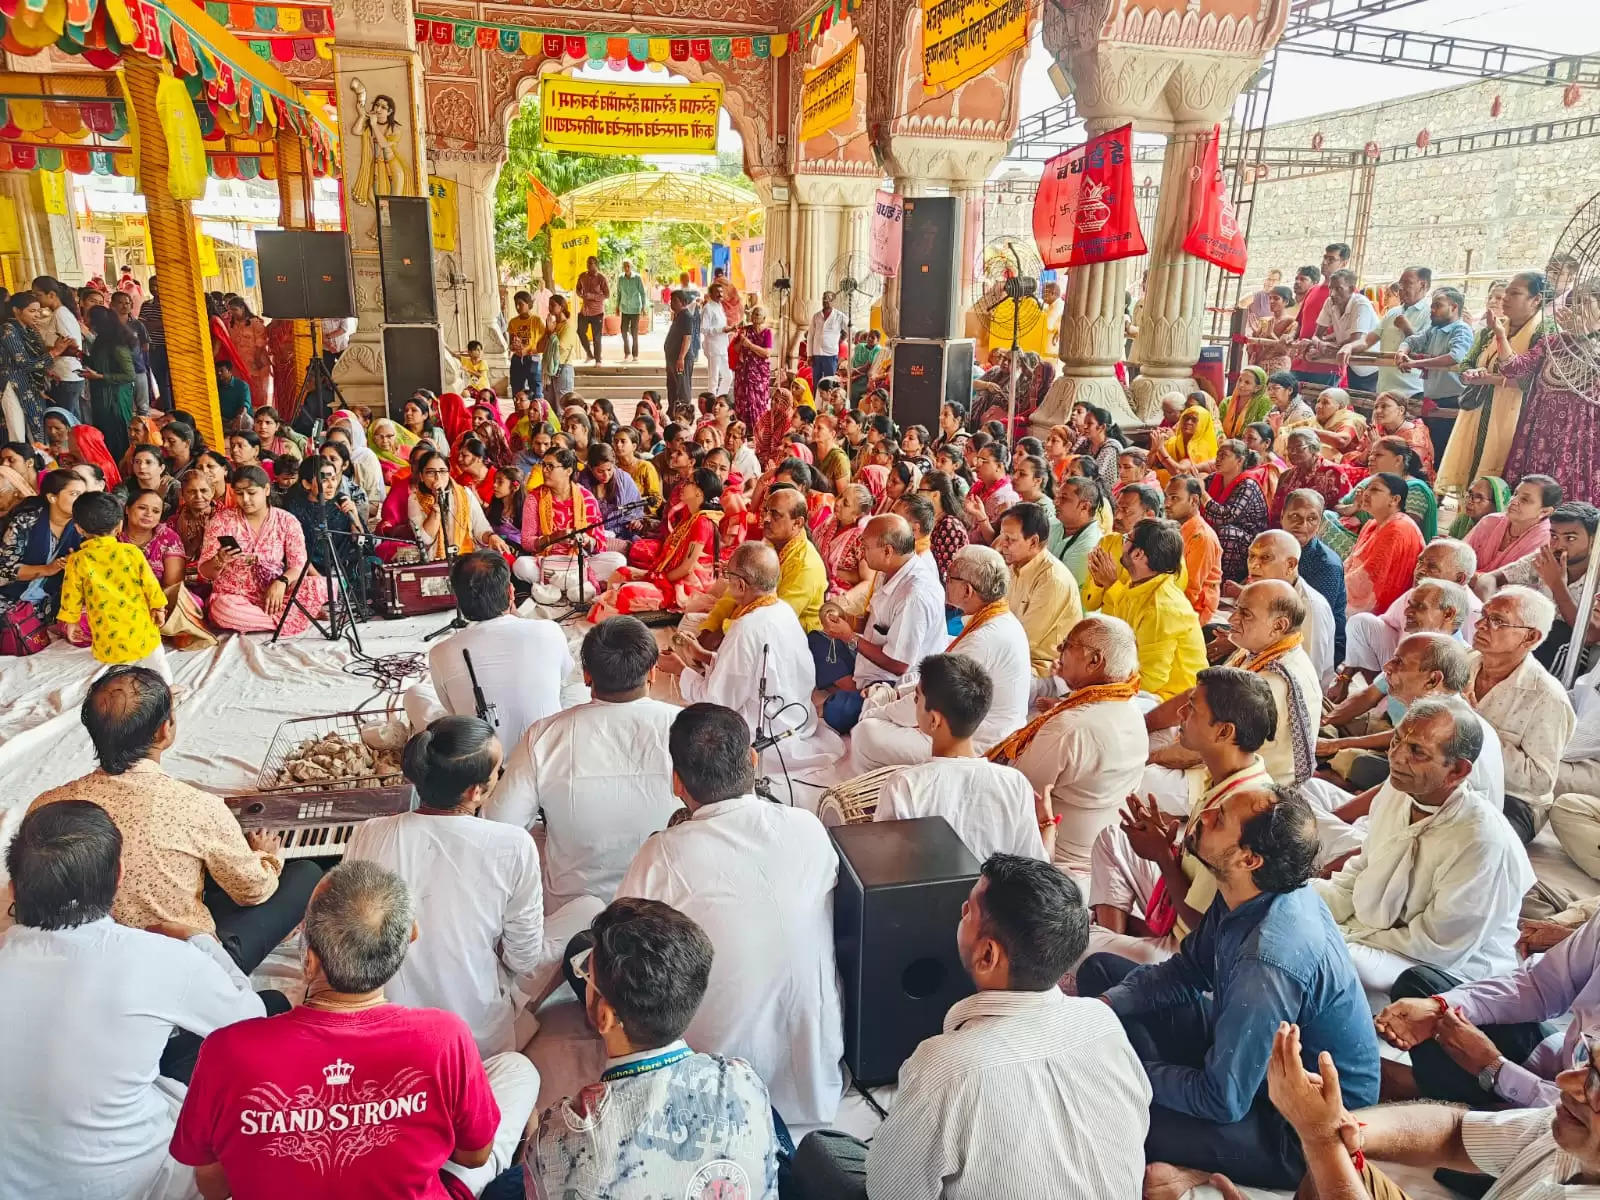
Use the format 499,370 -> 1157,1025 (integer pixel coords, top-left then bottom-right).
408,448 -> 509,562
511,446 -> 627,603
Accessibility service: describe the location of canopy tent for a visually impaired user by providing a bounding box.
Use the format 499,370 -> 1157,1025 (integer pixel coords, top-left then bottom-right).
561,170 -> 760,227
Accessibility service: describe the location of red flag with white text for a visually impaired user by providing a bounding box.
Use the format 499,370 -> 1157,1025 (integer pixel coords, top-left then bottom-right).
1182,124 -> 1248,275
1031,124 -> 1146,269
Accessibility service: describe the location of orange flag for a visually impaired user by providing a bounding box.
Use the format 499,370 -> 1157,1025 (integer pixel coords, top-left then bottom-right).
526,175 -> 560,239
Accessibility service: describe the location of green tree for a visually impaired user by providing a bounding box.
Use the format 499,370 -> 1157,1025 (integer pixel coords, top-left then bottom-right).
492,95 -> 649,286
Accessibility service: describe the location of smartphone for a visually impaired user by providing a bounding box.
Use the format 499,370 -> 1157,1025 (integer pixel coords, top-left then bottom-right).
218,535 -> 241,552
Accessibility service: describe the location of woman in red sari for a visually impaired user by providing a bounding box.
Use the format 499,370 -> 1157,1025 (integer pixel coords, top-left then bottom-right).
68,425 -> 123,490
591,466 -> 721,616
436,391 -> 474,448
1353,391 -> 1435,481
452,435 -> 497,508
1344,471 -> 1424,615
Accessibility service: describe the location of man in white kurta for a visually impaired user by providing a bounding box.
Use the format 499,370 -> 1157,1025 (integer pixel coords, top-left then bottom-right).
487,616 -> 681,911
1315,698 -> 1534,1005
618,703 -> 845,1128
875,653 -> 1046,862
347,716 -> 601,1057
990,614 -> 1149,882
661,541 -> 840,775
853,545 -> 1031,770
1238,530 -> 1336,687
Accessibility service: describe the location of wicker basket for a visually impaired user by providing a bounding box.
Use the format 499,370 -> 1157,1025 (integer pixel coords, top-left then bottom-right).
256,709 -> 409,794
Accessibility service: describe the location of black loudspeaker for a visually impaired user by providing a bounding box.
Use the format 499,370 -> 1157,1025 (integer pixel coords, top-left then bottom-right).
899,196 -> 957,339
890,338 -> 975,431
382,324 -> 444,417
377,195 -> 437,324
830,817 -> 980,1086
255,231 -> 356,320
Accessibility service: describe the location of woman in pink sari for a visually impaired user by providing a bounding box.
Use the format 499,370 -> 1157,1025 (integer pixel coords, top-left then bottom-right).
225,297 -> 272,408
815,481 -> 872,597
198,465 -> 329,634
1344,471 -> 1424,616
1463,472 -> 1559,572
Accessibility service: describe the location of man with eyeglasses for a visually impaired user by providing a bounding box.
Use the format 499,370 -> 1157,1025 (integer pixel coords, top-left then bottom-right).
1469,585 -> 1576,843
1315,697 -> 1533,1008
695,484 -> 826,650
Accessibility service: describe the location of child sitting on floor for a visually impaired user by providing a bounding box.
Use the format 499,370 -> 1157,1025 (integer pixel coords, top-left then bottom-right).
58,490 -> 170,682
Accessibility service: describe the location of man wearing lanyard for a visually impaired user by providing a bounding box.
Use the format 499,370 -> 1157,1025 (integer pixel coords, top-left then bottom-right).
534,901 -> 782,1196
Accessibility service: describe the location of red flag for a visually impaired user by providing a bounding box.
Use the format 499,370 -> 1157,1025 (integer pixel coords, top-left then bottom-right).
1031,124 -> 1146,269
1182,124 -> 1248,276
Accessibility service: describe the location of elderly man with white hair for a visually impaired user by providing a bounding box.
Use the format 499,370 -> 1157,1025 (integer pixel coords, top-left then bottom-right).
986,614 -> 1150,882
851,544 -> 1031,769
1242,529 -> 1336,686
1468,584 -> 1577,843
1316,696 -> 1534,1006
1329,537 -> 1481,703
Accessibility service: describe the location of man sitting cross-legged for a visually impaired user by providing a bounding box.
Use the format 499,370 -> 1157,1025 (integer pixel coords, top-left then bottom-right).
170,860 -> 539,1199
0,801 -> 271,1200
1078,783 -> 1379,1193
346,716 -> 603,1059
524,898 -> 780,1199
787,855 -> 1152,1200
875,653 -> 1047,862
852,544 -> 1031,768
1315,696 -> 1534,1004
1088,666 -> 1279,964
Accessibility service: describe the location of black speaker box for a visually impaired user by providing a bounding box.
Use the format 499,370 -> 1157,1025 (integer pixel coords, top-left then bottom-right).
382,324 -> 444,417
890,338 -> 975,432
377,195 -> 437,325
899,196 -> 957,339
255,230 -> 356,320
830,816 -> 980,1086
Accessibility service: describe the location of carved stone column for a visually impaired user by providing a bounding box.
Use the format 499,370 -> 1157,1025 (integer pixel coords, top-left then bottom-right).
790,173 -> 878,357
330,0 -> 432,411
1129,128 -> 1210,417
429,155 -> 507,382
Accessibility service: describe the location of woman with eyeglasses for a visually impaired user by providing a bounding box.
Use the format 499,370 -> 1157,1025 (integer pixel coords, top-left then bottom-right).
512,447 -> 625,604
408,448 -> 509,563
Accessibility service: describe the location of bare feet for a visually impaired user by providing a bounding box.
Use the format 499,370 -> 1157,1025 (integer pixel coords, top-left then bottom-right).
1143,1162 -> 1211,1200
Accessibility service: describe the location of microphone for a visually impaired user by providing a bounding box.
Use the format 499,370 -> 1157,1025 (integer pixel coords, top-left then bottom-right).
753,727 -> 795,752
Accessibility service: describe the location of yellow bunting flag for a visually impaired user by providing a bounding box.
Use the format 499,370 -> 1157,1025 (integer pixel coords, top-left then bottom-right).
921,0 -> 1029,92
427,175 -> 457,253
800,37 -> 857,141
155,71 -> 207,200
38,169 -> 68,216
0,197 -> 21,255
551,226 -> 597,292
538,76 -> 720,157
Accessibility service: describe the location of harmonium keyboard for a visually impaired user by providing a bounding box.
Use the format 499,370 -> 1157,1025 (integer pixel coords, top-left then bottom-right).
226,783 -> 417,860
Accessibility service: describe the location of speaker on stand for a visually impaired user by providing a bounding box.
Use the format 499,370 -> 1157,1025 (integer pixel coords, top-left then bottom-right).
899,197 -> 959,341
254,230 -> 357,429
890,338 -> 975,431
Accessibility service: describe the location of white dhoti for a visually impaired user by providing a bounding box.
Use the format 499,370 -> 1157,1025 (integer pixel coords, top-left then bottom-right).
1083,823 -> 1183,966
1344,611 -> 1400,673
513,552 -> 626,602
851,715 -> 933,770
403,678 -> 447,733
1345,943 -> 1422,1011
439,1051 -> 541,1196
1551,788 -> 1600,882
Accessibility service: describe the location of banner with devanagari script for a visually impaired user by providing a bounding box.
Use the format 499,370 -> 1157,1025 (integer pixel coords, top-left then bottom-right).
1031,124 -> 1147,269
539,76 -> 722,156
921,0 -> 1028,91
552,227 -> 598,291
800,38 -> 858,141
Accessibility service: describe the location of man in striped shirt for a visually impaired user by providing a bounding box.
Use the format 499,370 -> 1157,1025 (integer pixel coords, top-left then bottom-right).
139,276 -> 168,408
788,855 -> 1151,1199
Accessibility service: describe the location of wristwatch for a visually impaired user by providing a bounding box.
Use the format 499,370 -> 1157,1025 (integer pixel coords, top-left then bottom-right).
1476,1057 -> 1505,1094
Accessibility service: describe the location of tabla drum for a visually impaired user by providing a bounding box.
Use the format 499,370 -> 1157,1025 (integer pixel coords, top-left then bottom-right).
816,766 -> 902,828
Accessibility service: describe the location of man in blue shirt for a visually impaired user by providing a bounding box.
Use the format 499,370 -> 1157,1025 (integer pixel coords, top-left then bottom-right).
1077,783 -> 1379,1192
1396,286 -> 1475,465
1280,488 -> 1347,662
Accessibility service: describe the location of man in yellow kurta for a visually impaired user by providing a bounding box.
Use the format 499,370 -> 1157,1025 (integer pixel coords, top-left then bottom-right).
699,486 -> 825,645
1083,483 -> 1186,612
1100,518 -> 1207,701
992,501 -> 1082,678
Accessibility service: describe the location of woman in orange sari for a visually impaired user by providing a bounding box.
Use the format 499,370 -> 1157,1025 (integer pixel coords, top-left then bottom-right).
1344,471 -> 1424,615
591,466 -> 721,616
1356,391 -> 1434,481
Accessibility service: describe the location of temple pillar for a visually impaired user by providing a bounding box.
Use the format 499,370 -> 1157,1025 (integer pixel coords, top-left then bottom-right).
789,173 -> 878,357
429,156 -> 507,382
275,127 -> 315,401
330,0 -> 431,411
121,56 -> 222,444
1129,128 -> 1212,417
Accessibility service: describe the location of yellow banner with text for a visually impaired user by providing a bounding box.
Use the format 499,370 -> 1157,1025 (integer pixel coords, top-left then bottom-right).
539,76 -> 721,157
800,38 -> 858,142
921,0 -> 1029,91
552,226 -> 598,292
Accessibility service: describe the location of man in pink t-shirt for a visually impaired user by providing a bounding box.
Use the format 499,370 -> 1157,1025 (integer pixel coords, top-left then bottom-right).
170,860 -> 538,1199
575,256 -> 610,366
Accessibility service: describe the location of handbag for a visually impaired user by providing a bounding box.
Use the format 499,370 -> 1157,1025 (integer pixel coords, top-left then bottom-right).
159,583 -> 218,651
0,600 -> 51,656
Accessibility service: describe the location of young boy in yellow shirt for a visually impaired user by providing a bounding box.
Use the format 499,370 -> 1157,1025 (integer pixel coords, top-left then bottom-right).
59,491 -> 170,682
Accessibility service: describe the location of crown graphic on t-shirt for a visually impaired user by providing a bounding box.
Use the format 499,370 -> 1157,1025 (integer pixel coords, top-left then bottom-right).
322,1058 -> 355,1086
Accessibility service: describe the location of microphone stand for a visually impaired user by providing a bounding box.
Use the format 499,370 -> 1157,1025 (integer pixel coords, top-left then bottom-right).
273,496 -> 369,650
522,498 -> 650,622
754,641 -> 778,803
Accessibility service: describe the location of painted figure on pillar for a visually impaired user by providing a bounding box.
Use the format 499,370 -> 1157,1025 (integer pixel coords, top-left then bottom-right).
349,80 -> 412,207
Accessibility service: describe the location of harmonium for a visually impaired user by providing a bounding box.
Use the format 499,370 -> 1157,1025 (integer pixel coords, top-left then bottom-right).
226,783 -> 416,860
372,559 -> 456,618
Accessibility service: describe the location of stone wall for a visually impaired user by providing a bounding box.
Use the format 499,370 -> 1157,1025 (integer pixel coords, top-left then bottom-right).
1241,74 -> 1600,303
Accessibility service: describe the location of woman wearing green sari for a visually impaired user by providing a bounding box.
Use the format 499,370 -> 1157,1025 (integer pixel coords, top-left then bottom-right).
1219,365 -> 1271,441
1448,475 -> 1510,540
82,305 -> 137,463
1319,436 -> 1437,557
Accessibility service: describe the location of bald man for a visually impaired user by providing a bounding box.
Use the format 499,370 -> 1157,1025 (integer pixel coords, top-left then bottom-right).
663,541 -> 836,773
813,514 -> 947,734
1246,530 -> 1336,686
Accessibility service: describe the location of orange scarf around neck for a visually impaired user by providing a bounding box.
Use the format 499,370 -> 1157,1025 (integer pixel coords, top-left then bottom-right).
948,599 -> 1009,652
987,676 -> 1142,765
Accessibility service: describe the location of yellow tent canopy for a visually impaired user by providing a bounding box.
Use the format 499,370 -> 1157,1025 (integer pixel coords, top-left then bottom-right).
561,171 -> 760,227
